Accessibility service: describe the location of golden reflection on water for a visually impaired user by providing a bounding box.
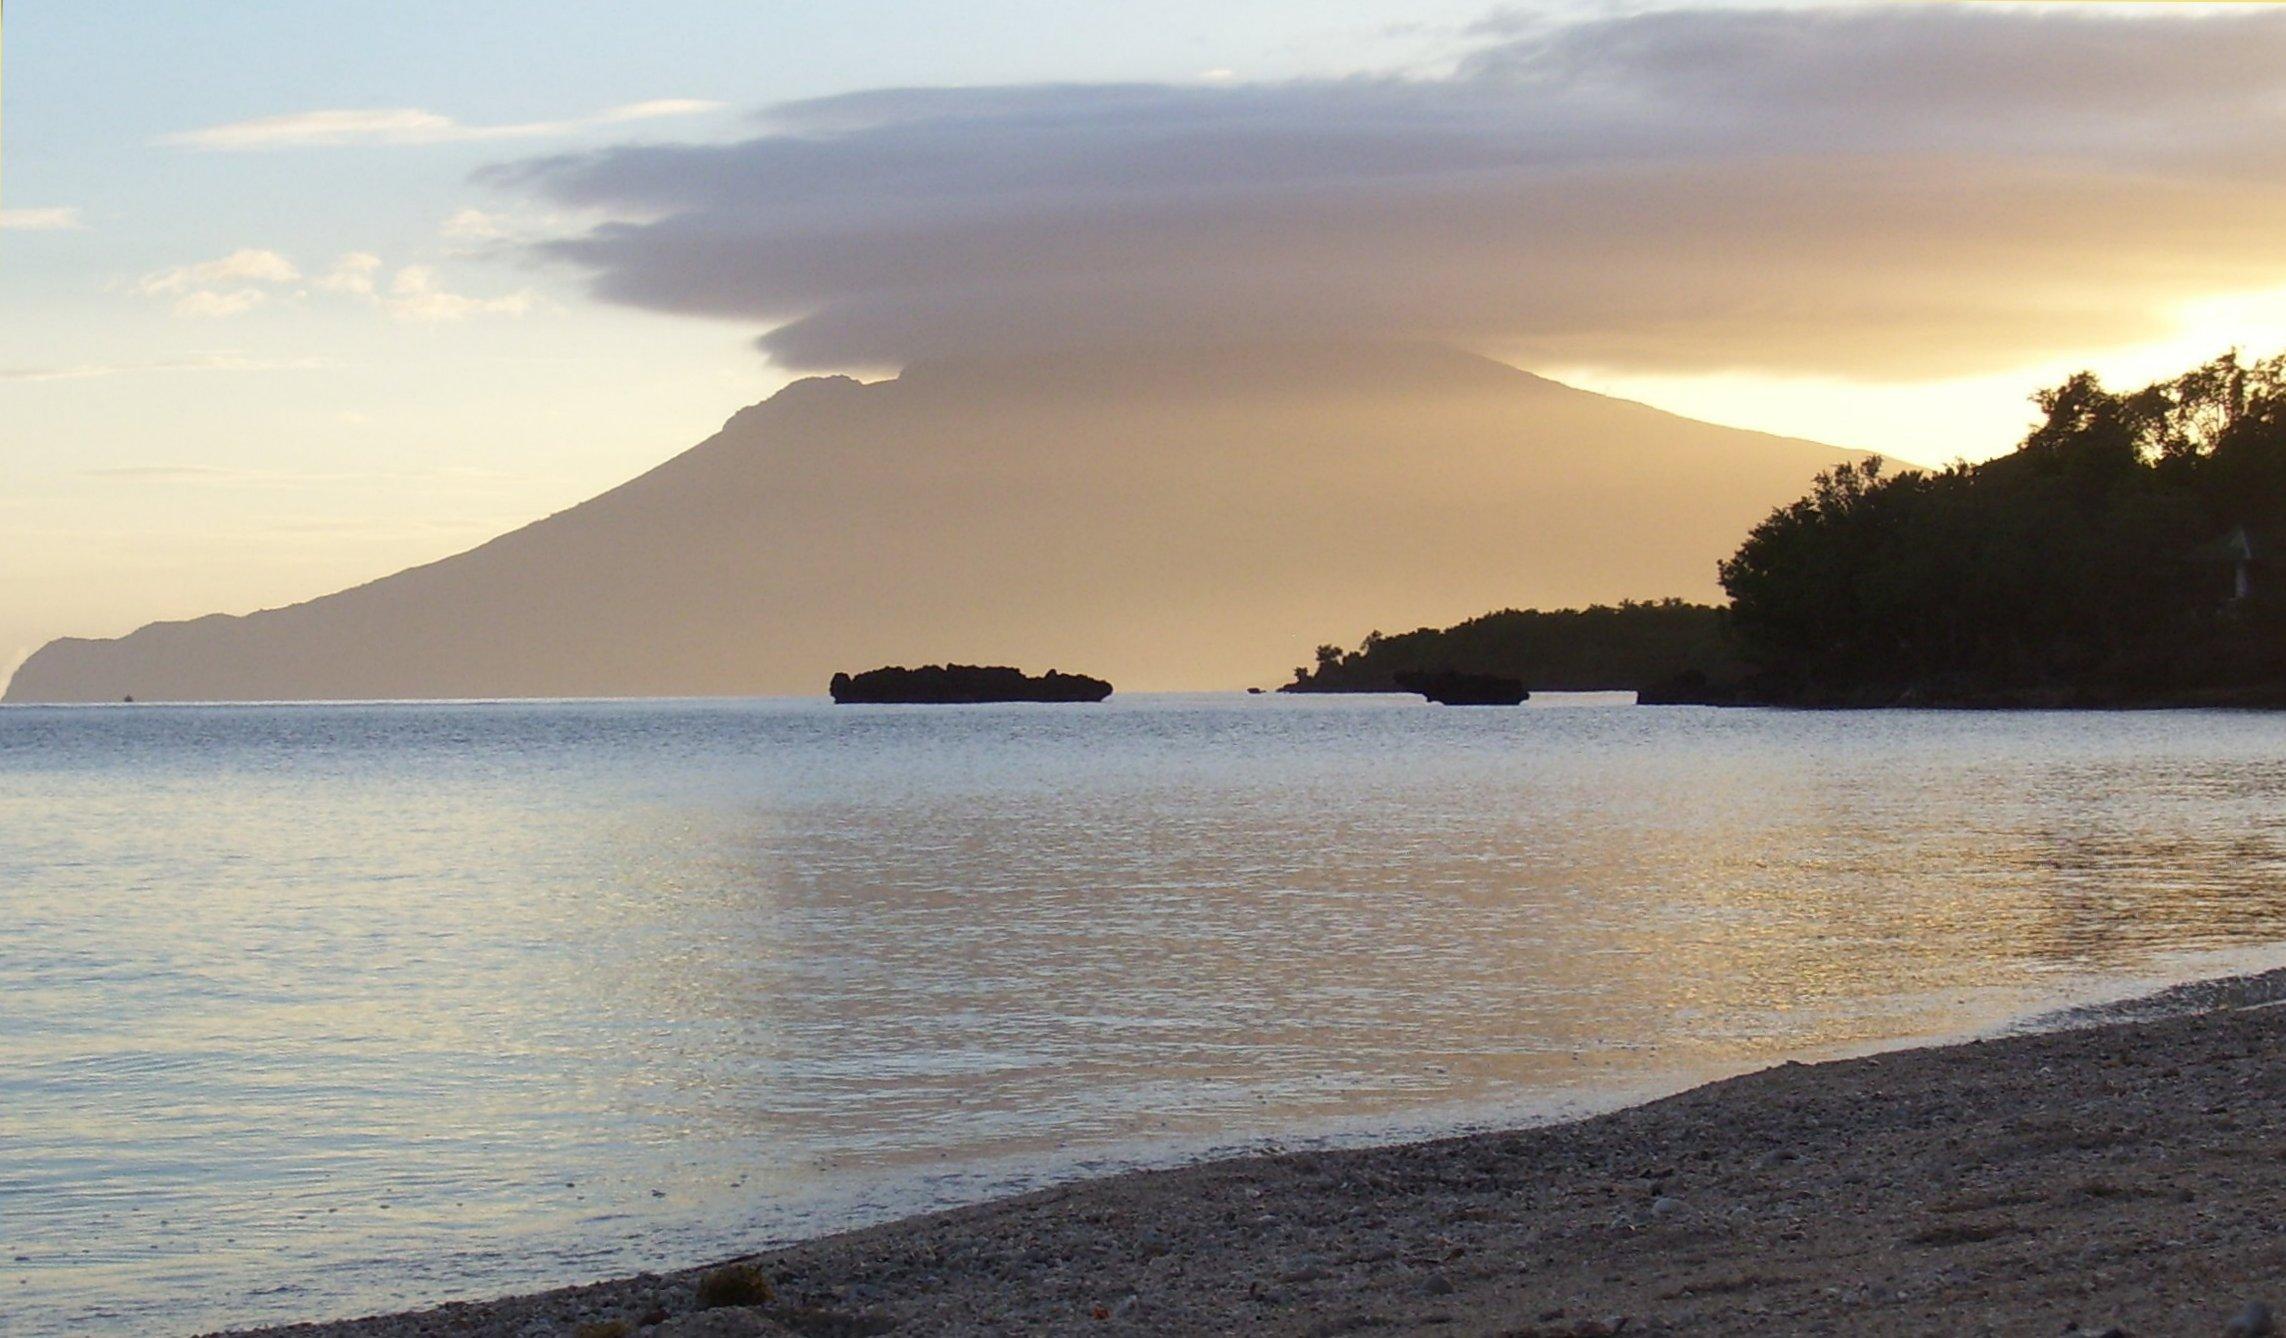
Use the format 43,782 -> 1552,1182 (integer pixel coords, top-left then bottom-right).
7,697 -> 2286,1335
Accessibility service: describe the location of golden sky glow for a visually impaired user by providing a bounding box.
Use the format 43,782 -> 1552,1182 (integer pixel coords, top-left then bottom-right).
11,2 -> 2286,685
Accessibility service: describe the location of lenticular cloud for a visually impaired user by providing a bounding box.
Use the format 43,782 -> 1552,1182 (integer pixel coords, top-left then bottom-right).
491,6 -> 2286,379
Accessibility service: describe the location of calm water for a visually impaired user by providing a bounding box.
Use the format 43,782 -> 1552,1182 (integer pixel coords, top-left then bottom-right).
7,695 -> 2286,1335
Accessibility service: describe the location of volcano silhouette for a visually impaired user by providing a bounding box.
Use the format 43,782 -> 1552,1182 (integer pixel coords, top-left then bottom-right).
6,341 -> 1861,702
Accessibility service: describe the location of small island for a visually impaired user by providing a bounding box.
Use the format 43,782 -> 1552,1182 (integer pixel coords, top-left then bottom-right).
1282,599 -> 1736,697
828,664 -> 1114,704
1393,669 -> 1530,706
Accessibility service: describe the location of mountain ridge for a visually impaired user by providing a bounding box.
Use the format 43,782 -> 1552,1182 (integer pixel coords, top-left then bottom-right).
5,341 -> 1861,702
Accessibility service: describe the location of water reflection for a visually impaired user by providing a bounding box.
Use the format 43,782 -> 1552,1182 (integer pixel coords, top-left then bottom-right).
6,697 -> 2286,1334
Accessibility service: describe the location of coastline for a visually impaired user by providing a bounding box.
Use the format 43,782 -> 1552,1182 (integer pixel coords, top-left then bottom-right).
1284,677 -> 2286,709
221,969 -> 2286,1337
1633,675 -> 2286,710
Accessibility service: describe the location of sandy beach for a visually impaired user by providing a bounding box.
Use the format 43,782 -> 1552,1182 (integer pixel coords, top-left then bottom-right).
217,972 -> 2286,1338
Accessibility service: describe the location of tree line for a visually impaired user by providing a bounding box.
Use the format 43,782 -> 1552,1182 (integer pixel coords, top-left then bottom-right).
1282,599 -> 1740,693
1718,352 -> 2286,704
1286,352 -> 2286,705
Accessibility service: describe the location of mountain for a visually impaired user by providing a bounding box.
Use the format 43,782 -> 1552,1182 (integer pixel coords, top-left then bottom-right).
4,341 -> 1862,702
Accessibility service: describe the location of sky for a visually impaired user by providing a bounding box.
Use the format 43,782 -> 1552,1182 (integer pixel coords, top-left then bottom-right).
10,1 -> 2286,679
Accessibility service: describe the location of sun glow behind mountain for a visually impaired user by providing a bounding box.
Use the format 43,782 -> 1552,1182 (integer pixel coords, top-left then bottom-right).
4,341 -> 1863,700
13,2 -> 2286,683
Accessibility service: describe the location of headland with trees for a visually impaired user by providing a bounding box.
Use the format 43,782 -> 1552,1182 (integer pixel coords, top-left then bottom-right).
1286,352 -> 2286,707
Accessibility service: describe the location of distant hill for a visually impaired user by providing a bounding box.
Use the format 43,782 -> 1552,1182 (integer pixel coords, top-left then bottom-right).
5,341 -> 1861,702
1282,599 -> 1740,694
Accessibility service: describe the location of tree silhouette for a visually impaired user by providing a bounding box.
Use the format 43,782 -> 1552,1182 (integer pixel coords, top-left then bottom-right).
1716,352 -> 2286,703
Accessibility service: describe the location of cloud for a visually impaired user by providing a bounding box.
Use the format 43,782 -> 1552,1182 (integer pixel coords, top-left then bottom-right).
164,98 -> 726,151
313,252 -> 384,297
129,248 -> 532,322
594,99 -> 725,125
440,208 -> 512,242
0,354 -> 334,383
378,265 -> 536,321
81,463 -> 522,488
435,203 -> 663,254
137,248 -> 300,295
491,6 -> 2286,380
81,465 -> 258,481
169,288 -> 270,318
0,207 -> 83,231
134,249 -> 301,317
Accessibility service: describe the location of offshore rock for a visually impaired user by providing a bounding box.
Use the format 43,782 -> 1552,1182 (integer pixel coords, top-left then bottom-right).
1393,669 -> 1529,706
828,664 -> 1113,704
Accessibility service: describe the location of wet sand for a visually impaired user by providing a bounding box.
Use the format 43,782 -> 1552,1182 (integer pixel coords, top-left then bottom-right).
223,973 -> 2286,1337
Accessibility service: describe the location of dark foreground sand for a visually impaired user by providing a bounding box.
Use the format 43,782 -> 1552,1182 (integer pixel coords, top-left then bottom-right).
227,976 -> 2286,1338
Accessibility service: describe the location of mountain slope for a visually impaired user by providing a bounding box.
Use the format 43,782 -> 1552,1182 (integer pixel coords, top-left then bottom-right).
5,342 -> 1862,701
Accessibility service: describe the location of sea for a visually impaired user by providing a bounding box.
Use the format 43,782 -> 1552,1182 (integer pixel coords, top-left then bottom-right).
7,693 -> 2286,1335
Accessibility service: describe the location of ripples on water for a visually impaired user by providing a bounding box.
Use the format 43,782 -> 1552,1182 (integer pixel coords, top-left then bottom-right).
6,695 -> 2286,1334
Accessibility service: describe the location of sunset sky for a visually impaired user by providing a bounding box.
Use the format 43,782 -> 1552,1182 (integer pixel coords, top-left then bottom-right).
11,1 -> 2286,679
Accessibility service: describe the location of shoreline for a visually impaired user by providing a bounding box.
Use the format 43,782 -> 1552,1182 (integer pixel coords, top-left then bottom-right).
222,968 -> 2286,1337
1632,677 -> 2286,711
